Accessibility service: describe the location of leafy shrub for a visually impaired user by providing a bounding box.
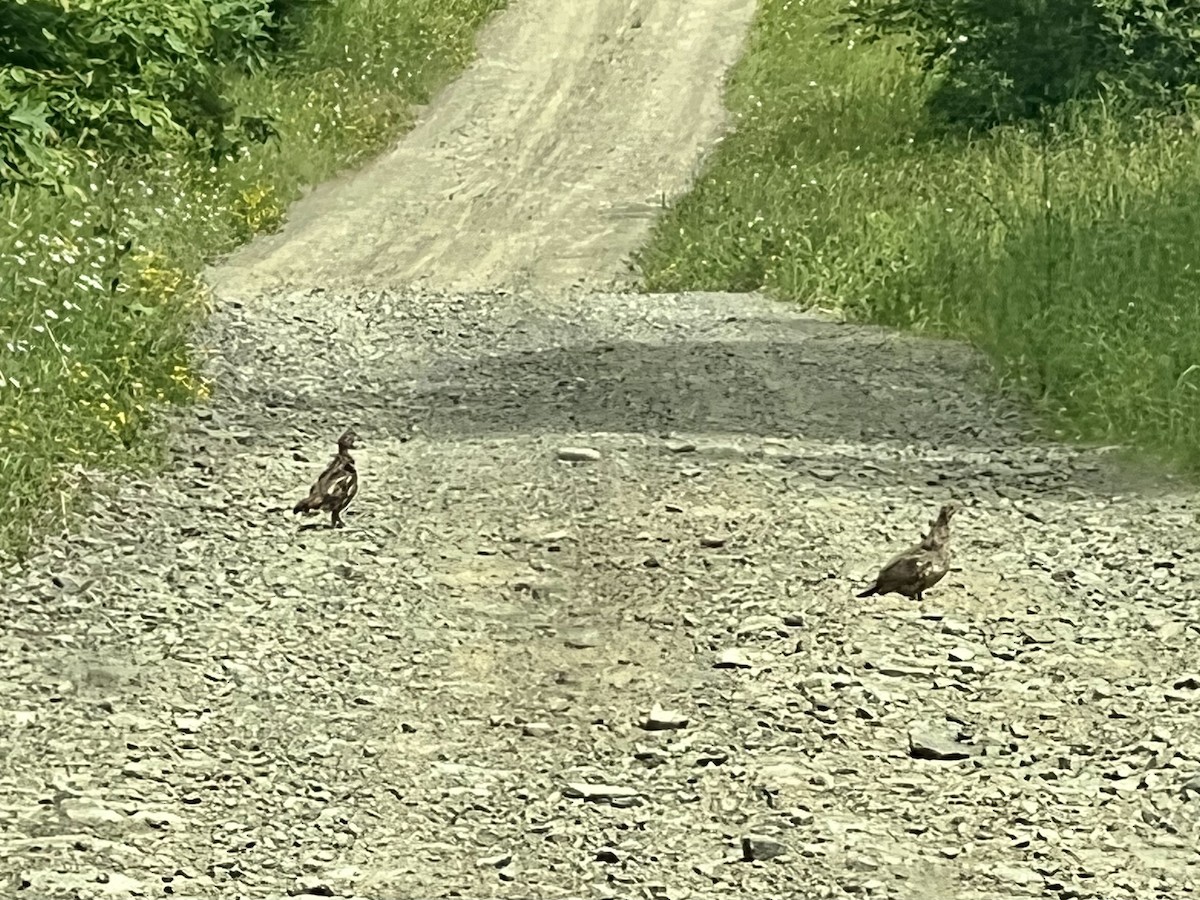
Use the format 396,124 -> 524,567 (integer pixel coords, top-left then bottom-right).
0,0 -> 281,193
836,0 -> 1200,126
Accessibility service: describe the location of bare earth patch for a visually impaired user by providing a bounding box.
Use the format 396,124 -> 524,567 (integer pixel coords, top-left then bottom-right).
4,1 -> 1199,899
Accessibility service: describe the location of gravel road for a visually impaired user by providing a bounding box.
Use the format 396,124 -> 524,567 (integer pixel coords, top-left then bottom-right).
4,2 -> 1199,899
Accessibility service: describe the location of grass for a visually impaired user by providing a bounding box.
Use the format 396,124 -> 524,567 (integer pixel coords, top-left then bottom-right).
635,0 -> 1200,472
0,0 -> 506,558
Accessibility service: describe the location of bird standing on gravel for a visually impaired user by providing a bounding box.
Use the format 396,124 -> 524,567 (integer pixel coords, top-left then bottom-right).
293,429 -> 360,529
856,501 -> 962,602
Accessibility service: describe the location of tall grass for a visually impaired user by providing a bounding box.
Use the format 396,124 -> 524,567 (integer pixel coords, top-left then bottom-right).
0,0 -> 506,557
636,0 -> 1200,469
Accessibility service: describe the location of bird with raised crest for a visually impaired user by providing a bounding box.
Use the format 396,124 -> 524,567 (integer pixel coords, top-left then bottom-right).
293,429 -> 360,529
856,501 -> 962,602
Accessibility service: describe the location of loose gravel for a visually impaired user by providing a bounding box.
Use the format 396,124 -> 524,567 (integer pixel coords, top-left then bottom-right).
3,287 -> 1198,900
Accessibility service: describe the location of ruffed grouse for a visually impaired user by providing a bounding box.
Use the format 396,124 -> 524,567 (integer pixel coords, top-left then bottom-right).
856,501 -> 962,601
293,429 -> 360,529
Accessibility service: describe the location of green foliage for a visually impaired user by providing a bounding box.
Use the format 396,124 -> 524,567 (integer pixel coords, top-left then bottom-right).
0,0 -> 287,192
836,0 -> 1200,127
638,0 -> 1200,472
0,0 -> 506,557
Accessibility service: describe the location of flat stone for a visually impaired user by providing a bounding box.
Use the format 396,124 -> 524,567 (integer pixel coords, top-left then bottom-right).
476,853 -> 512,868
714,648 -> 753,669
60,799 -> 126,826
556,447 -> 601,462
563,783 -> 641,802
641,702 -> 689,731
741,834 -> 787,861
991,865 -> 1045,886
908,728 -> 973,761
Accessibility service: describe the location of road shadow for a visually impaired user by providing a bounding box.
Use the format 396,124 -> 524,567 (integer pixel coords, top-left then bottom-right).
401,336 -> 1011,447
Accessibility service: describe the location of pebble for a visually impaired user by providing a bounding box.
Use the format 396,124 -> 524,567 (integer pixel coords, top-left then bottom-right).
641,702 -> 689,731
556,447 -> 601,462
741,834 -> 788,862
714,648 -> 753,669
991,865 -> 1045,886
594,846 -> 621,863
60,799 -> 126,826
563,783 -> 641,803
476,853 -> 512,868
908,728 -> 974,761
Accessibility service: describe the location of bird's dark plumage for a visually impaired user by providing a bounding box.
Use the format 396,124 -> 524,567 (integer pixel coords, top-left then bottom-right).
293,429 -> 360,528
856,502 -> 962,601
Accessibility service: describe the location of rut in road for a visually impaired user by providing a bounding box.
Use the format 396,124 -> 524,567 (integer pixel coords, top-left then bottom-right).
4,1 -> 1200,899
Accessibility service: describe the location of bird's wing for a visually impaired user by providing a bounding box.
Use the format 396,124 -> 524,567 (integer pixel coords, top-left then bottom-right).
877,549 -> 933,591
317,459 -> 356,499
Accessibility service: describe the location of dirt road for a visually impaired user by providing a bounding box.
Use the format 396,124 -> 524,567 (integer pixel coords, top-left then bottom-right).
5,1 -> 1200,899
211,0 -> 756,297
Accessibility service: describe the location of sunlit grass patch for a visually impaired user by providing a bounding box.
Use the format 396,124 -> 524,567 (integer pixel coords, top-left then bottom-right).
636,0 -> 1200,473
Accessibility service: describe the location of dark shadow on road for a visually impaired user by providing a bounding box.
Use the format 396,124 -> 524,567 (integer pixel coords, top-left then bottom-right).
402,338 -> 1011,447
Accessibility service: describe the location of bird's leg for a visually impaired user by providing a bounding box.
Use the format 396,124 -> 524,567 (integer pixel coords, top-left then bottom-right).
915,591 -> 923,602
331,510 -> 343,529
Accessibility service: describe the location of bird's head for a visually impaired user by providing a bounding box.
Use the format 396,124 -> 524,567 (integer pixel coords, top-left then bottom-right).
337,429 -> 360,452
938,500 -> 963,521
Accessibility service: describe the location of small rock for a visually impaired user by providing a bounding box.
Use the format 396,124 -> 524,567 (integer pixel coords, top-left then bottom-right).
522,722 -> 554,737
561,629 -> 601,649
96,873 -> 145,894
874,662 -> 932,678
665,440 -> 696,453
908,728 -> 973,761
289,874 -> 335,896
714,649 -> 753,669
60,799 -> 125,826
595,846 -> 621,863
990,865 -> 1044,886
1159,621 -> 1184,640
699,535 -> 727,548
476,853 -> 512,868
741,834 -> 787,861
563,783 -> 641,803
641,702 -> 688,731
947,646 -> 976,662
131,809 -> 184,829
556,447 -> 601,462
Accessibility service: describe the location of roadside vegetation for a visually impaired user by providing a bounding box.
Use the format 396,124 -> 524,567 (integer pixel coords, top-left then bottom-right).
0,0 -> 504,556
636,0 -> 1200,472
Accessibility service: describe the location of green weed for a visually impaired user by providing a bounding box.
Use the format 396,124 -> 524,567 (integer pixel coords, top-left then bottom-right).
636,0 -> 1200,471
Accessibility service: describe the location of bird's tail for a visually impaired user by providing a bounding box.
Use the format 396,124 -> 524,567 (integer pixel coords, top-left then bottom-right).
856,584 -> 879,598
